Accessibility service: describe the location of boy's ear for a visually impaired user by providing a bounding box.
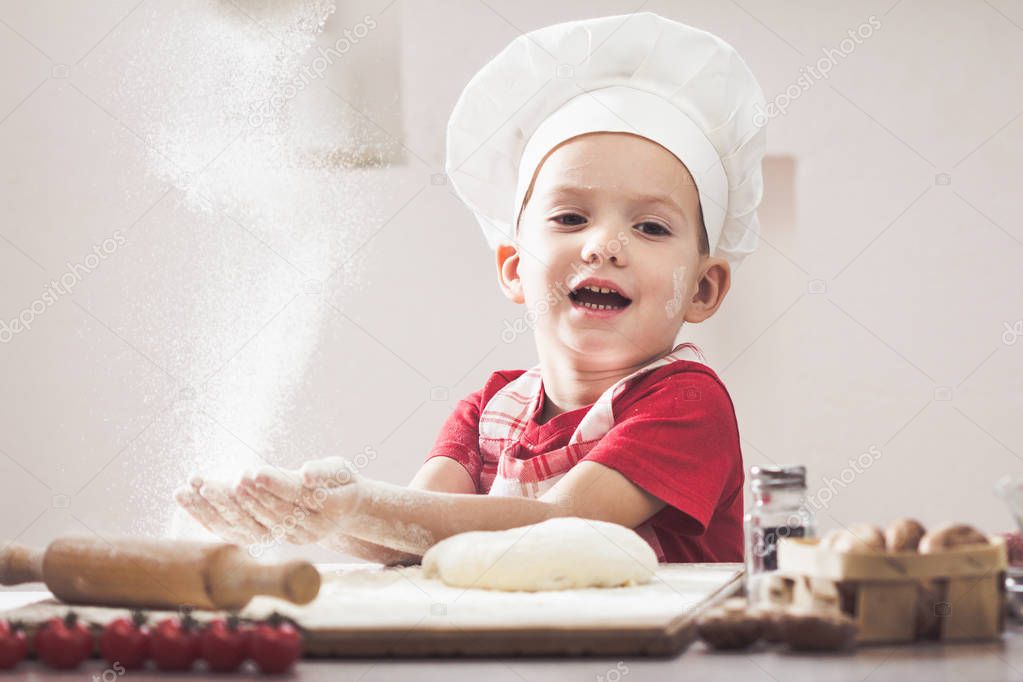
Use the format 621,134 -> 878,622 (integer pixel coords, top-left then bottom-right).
684,256 -> 731,323
496,242 -> 525,304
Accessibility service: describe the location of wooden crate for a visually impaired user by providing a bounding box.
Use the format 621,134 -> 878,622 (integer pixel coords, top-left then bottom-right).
774,536 -> 1007,644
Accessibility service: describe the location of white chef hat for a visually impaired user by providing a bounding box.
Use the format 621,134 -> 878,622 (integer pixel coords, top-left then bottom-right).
445,12 -> 768,269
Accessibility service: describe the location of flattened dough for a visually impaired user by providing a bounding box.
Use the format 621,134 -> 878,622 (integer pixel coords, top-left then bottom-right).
421,517 -> 657,591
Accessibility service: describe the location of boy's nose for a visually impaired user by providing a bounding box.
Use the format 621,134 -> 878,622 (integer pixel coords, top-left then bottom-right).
581,227 -> 628,266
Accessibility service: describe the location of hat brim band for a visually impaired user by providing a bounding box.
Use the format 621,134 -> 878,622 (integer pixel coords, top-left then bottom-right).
512,85 -> 728,252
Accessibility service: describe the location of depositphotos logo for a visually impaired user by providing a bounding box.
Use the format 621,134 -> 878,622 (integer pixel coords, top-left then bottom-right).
1,231 -> 127,343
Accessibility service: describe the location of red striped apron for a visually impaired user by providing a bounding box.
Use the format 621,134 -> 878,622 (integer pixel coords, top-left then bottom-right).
477,342 -> 706,561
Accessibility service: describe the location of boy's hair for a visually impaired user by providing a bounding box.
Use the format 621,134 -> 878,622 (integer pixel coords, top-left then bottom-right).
694,204 -> 710,256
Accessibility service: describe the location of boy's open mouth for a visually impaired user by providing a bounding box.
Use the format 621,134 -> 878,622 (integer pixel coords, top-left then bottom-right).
569,284 -> 633,311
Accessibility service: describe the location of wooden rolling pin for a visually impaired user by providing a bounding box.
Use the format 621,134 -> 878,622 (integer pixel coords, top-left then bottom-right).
0,536 -> 321,611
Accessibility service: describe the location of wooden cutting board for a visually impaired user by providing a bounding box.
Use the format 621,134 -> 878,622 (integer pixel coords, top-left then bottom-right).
0,562 -> 743,657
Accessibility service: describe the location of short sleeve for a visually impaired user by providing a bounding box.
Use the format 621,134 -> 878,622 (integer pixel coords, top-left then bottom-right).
425,387 -> 485,490
582,370 -> 742,534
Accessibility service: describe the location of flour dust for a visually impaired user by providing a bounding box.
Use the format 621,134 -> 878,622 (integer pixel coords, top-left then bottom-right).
100,0 -> 392,543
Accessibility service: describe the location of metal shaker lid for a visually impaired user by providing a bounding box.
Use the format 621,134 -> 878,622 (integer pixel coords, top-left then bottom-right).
750,465 -> 806,490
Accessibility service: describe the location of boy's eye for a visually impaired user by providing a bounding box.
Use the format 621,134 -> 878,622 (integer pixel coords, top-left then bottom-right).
551,213 -> 587,226
636,221 -> 670,236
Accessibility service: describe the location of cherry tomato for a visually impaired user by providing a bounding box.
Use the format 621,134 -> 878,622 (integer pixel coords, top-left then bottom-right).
248,614 -> 302,674
200,615 -> 250,672
99,611 -> 150,670
0,621 -> 28,669
34,612 -> 93,669
149,614 -> 200,671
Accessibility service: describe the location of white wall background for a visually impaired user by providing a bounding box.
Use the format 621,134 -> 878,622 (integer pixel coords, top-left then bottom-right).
1,0 -> 1022,560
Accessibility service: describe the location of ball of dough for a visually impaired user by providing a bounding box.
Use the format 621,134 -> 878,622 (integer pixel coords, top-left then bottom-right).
885,518 -> 926,552
421,517 -> 657,591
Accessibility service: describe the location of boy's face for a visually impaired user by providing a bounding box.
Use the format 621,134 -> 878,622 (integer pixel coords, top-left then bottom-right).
496,132 -> 731,368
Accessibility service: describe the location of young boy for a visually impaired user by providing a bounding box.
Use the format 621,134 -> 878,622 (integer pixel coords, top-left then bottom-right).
176,12 -> 766,565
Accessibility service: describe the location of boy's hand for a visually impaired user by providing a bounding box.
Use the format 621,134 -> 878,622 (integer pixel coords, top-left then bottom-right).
299,456 -> 360,489
234,463 -> 356,544
174,468 -> 325,549
174,458 -> 364,552
240,457 -> 363,533
173,475 -> 269,546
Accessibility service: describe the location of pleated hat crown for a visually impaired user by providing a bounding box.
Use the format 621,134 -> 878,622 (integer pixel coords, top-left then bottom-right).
445,12 -> 768,269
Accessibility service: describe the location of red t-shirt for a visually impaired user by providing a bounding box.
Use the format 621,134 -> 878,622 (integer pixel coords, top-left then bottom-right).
425,361 -> 745,563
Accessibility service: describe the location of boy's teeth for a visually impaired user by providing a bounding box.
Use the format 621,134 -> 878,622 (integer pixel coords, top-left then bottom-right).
578,301 -> 620,310
569,284 -> 630,310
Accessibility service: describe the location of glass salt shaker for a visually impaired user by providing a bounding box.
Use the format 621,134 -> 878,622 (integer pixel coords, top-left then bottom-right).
744,465 -> 815,604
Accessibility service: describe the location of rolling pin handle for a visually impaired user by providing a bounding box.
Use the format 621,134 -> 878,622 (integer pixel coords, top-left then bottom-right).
0,543 -> 45,585
272,560 -> 321,605
234,559 -> 321,606
208,549 -> 321,609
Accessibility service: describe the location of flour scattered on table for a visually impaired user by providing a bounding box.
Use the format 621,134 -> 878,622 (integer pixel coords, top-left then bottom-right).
241,563 -> 740,629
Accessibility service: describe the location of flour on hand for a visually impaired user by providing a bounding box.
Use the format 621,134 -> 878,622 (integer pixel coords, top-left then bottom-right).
422,517 -> 657,591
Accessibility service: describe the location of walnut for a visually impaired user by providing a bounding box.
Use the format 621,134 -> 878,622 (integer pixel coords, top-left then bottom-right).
779,608 -> 858,651
918,523 -> 989,553
819,524 -> 885,553
696,600 -> 764,650
884,518 -> 926,552
748,605 -> 787,643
